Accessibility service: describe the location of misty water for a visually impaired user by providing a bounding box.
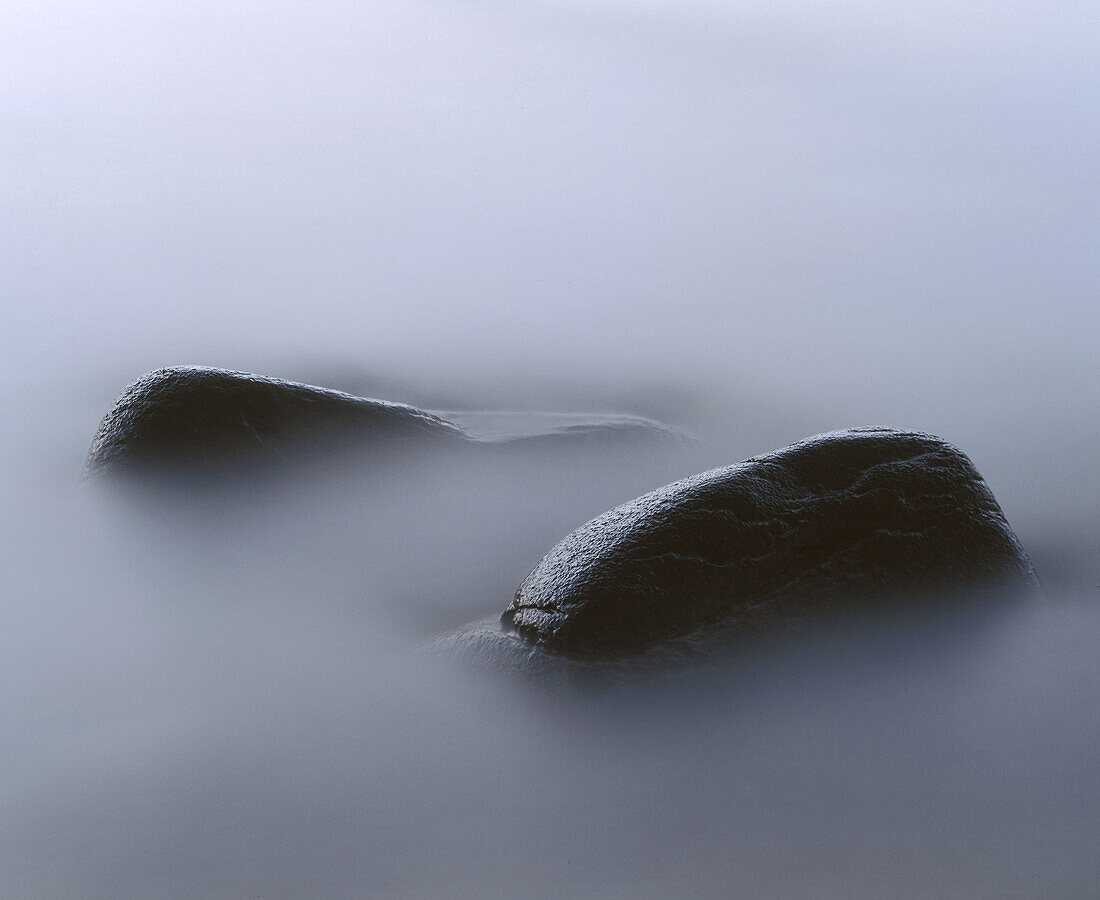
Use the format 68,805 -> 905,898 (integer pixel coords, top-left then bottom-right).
2,2 -> 1098,897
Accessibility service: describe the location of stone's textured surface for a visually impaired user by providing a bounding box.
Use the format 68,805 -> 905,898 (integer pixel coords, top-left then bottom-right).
501,428 -> 1038,660
85,366 -> 467,474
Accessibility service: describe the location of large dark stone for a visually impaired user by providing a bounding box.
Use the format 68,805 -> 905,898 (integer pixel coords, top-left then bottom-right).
498,428 -> 1038,661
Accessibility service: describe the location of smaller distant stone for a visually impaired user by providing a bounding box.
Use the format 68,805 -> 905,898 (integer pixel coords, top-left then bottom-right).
85,366 -> 685,480
498,428 -> 1038,661
84,366 -> 467,476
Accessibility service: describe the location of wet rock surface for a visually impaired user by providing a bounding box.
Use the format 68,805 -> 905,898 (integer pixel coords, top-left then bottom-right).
85,366 -> 680,478
498,428 -> 1039,661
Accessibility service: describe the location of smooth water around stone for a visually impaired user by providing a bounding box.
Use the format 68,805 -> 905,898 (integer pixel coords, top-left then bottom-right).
1,373 -> 1097,898
3,0 -> 1097,894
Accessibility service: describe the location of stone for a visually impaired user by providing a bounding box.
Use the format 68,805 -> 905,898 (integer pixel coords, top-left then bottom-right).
84,366 -> 468,476
498,428 -> 1038,660
85,366 -> 683,479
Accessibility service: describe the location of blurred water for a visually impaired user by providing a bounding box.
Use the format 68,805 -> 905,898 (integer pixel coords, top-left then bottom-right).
1,1 -> 1097,896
